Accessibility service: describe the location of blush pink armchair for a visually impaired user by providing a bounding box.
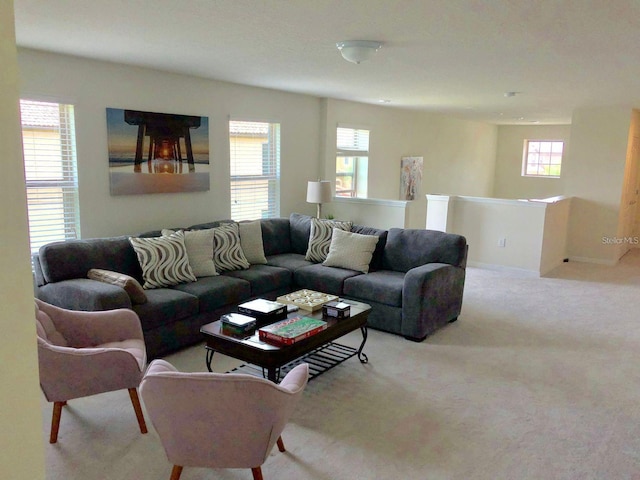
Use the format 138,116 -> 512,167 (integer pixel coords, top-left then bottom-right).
140,359 -> 309,480
35,298 -> 148,443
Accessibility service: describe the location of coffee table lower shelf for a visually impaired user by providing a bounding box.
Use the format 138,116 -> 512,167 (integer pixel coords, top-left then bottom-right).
212,341 -> 363,382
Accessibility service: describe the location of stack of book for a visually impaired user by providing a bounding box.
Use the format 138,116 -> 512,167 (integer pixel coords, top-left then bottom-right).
238,298 -> 287,325
258,316 -> 327,346
220,313 -> 256,337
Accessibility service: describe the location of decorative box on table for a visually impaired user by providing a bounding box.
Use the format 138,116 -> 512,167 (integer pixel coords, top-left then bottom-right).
322,301 -> 351,319
238,298 -> 287,325
220,313 -> 256,336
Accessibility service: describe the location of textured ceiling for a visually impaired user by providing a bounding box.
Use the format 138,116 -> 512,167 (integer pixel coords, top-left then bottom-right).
13,0 -> 640,125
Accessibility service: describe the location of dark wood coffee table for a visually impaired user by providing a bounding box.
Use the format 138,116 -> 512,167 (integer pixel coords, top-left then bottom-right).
200,299 -> 371,382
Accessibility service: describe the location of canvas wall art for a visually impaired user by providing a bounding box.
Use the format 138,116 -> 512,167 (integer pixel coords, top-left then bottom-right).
400,156 -> 423,200
107,108 -> 210,195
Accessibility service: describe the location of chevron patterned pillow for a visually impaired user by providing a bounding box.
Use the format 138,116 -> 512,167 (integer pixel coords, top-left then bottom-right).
213,222 -> 250,272
305,218 -> 352,263
129,231 -> 197,289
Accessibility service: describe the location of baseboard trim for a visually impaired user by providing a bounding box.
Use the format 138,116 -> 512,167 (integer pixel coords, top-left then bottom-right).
466,260 -> 539,276
567,256 -> 617,266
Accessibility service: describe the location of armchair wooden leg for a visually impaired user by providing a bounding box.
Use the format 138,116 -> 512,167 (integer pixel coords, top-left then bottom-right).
277,436 -> 286,452
128,388 -> 148,434
251,466 -> 264,480
50,401 -> 66,444
169,465 -> 183,480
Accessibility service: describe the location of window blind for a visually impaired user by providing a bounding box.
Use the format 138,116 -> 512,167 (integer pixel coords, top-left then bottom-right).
337,126 -> 369,155
336,126 -> 370,198
229,121 -> 280,221
20,100 -> 80,258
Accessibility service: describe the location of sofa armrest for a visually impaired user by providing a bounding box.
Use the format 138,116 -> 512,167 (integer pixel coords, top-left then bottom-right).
36,278 -> 132,311
402,263 -> 466,340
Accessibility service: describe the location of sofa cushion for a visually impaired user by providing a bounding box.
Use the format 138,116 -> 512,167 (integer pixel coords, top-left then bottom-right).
343,270 -> 404,307
171,275 -> 251,312
293,264 -> 361,296
266,253 -> 314,272
260,218 -> 291,256
305,218 -> 352,262
87,268 -> 148,304
382,229 -> 467,272
238,220 -> 267,265
38,236 -> 141,284
222,265 -> 291,297
129,231 -> 197,288
213,223 -> 251,272
289,213 -> 312,255
351,225 -> 388,272
132,288 -> 199,330
323,229 -> 379,273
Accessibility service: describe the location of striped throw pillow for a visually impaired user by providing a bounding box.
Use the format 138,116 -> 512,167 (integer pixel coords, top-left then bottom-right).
213,223 -> 250,272
129,231 -> 197,288
305,218 -> 352,263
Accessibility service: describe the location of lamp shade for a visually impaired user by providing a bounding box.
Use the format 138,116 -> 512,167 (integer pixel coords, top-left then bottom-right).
306,181 -> 332,204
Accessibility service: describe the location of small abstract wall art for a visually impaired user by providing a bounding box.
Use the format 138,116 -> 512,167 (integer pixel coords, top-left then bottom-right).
107,108 -> 210,195
400,156 -> 423,200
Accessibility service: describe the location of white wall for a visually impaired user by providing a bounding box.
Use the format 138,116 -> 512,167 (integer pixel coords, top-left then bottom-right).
324,197 -> 409,229
17,49 -> 323,238
564,106 -> 631,264
321,98 -> 498,228
540,197 -> 572,275
493,124 -> 571,199
449,196 -> 547,272
0,2 -> 46,478
436,195 -> 571,275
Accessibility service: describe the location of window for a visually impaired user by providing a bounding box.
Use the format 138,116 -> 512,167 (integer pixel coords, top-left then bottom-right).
229,120 -> 280,221
336,126 -> 369,198
522,140 -> 563,177
20,100 -> 80,260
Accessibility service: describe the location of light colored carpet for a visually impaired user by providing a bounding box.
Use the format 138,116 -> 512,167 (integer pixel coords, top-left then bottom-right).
41,251 -> 640,479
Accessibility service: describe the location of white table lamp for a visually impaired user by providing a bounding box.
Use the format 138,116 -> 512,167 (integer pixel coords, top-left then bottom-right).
306,180 -> 332,218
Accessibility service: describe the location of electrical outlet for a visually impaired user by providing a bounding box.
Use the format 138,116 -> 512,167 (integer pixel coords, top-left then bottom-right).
498,237 -> 506,247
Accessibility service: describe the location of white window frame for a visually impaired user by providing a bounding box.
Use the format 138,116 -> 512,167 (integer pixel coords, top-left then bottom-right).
336,125 -> 369,198
522,139 -> 564,178
229,120 -> 281,221
19,99 -> 80,262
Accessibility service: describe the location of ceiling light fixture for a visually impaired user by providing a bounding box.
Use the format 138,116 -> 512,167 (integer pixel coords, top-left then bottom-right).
336,40 -> 382,64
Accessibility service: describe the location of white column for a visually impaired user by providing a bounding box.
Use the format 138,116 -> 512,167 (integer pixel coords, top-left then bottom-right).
426,194 -> 457,232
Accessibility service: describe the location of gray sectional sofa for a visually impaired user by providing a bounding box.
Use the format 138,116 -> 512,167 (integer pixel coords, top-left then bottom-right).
34,213 -> 468,358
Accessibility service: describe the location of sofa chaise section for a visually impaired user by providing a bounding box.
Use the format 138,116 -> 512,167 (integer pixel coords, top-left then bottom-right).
343,228 -> 467,340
